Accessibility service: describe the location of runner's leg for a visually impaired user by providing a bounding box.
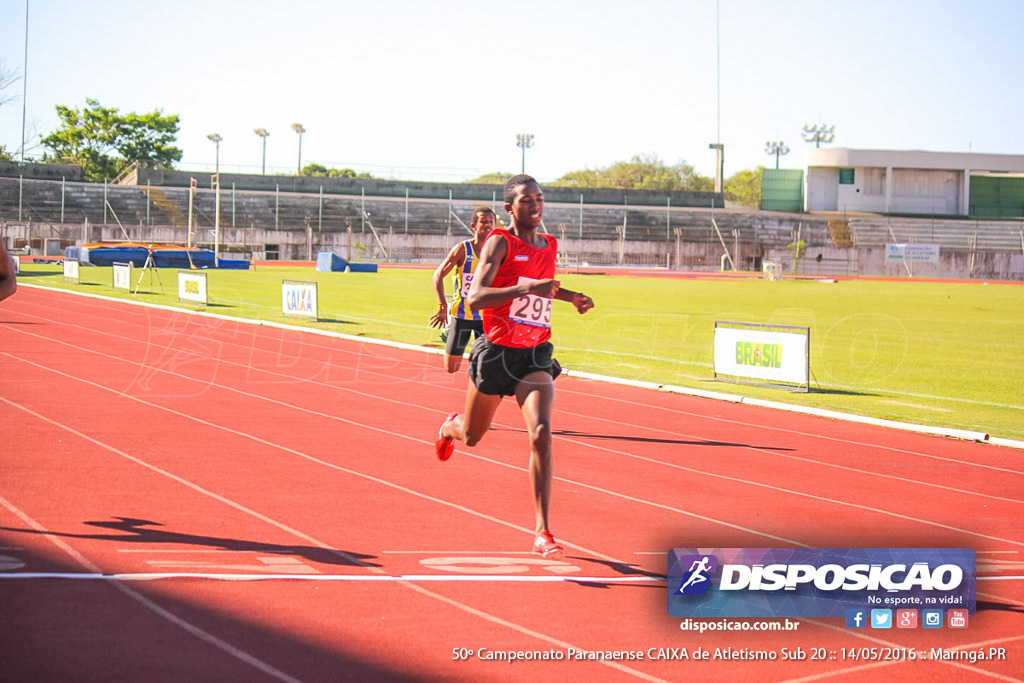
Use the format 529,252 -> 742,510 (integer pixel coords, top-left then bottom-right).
515,371 -> 555,535
443,382 -> 501,447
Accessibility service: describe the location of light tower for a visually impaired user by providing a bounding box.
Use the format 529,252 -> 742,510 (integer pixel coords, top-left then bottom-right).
254,128 -> 269,174
516,133 -> 534,174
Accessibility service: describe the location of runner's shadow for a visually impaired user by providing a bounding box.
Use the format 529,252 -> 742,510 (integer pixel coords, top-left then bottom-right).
563,557 -> 667,589
0,516 -> 379,568
553,429 -> 794,450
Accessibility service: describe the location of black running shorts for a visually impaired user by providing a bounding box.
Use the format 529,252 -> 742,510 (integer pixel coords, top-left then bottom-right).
445,317 -> 484,357
467,337 -> 562,397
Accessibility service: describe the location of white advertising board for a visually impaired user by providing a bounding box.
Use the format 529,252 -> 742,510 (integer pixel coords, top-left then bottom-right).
713,322 -> 809,389
282,280 -> 318,319
62,258 -> 79,282
886,243 -> 940,263
177,270 -> 208,304
112,262 -> 133,291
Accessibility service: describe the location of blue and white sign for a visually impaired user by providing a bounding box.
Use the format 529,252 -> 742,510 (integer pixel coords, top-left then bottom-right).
886,243 -> 940,263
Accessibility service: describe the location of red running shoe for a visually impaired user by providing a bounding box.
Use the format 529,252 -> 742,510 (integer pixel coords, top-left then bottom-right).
435,412 -> 457,461
532,530 -> 564,560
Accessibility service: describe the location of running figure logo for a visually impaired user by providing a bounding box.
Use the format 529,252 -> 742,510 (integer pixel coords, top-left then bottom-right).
676,554 -> 718,595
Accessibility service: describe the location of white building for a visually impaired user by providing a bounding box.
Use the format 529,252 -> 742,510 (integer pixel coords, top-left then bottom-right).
805,148 -> 1024,216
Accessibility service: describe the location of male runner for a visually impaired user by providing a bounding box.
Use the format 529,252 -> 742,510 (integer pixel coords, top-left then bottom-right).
429,207 -> 495,373
434,175 -> 594,560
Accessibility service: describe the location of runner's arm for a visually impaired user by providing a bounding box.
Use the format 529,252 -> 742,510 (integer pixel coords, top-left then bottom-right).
0,241 -> 16,303
429,243 -> 467,328
554,288 -> 594,314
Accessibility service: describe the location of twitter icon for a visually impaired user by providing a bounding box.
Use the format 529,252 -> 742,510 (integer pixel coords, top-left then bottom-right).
870,609 -> 893,629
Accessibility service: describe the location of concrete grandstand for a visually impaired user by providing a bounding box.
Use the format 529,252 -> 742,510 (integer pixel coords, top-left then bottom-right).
1,162 -> 1021,280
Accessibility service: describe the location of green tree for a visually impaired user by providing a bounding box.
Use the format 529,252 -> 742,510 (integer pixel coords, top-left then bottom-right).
551,154 -> 712,191
301,163 -> 329,177
724,166 -> 763,208
467,172 -> 513,185
300,164 -> 368,179
40,98 -> 181,181
787,239 -> 806,273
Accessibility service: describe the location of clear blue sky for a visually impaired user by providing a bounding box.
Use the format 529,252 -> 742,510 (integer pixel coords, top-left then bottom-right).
2,0 -> 1022,183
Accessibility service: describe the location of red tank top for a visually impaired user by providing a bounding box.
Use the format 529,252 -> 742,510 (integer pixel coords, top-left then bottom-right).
482,228 -> 559,348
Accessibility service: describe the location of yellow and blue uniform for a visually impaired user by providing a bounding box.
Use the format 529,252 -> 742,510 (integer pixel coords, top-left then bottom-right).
449,240 -> 481,321
445,240 -> 484,357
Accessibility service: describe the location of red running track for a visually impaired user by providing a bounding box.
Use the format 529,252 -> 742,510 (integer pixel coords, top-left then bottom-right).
1,285 -> 1022,682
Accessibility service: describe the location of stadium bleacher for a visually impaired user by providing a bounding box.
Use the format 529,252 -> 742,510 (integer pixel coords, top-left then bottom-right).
2,174 -> 1021,278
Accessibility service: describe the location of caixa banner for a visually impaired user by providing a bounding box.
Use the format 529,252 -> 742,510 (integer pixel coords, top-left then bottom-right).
667,548 -> 975,618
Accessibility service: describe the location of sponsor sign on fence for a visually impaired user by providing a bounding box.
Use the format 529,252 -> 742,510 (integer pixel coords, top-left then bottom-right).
886,243 -> 940,263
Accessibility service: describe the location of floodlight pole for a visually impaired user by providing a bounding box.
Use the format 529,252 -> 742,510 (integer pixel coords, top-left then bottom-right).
709,143 -> 724,194
207,133 -> 222,173
516,133 -> 534,174
212,173 -> 221,262
292,123 -> 306,175
254,128 -> 269,175
765,140 -> 790,169
801,124 -> 835,148
187,178 -> 196,249
19,0 -> 29,162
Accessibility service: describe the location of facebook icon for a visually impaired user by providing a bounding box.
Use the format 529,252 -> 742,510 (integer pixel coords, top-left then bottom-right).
845,609 -> 867,629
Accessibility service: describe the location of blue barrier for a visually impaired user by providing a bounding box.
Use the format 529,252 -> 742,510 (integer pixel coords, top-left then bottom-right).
315,251 -> 377,273
217,258 -> 251,270
87,247 -> 149,267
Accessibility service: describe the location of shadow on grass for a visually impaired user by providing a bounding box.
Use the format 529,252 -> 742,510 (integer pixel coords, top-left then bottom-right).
315,317 -> 358,325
